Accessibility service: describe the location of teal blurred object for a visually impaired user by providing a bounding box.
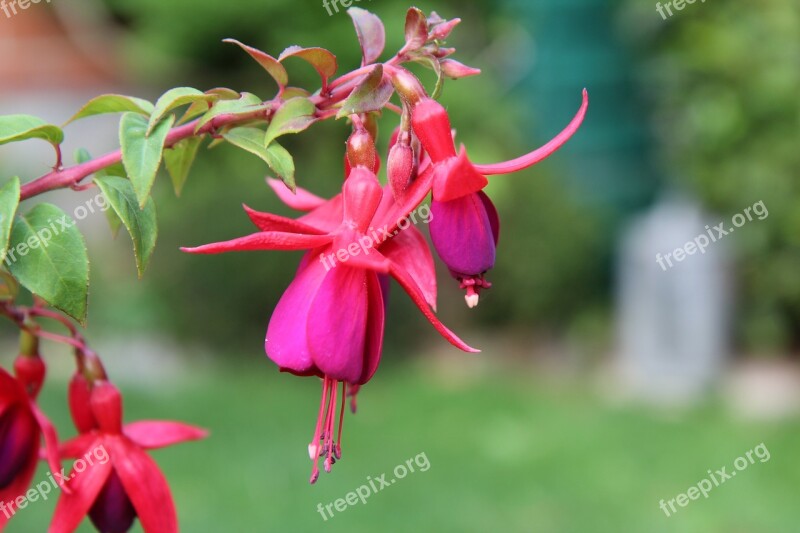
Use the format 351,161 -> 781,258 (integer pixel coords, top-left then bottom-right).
503,0 -> 660,216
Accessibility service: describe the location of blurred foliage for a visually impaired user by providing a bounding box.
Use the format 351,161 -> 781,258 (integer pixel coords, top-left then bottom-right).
86,0 -> 604,351
620,2 -> 800,351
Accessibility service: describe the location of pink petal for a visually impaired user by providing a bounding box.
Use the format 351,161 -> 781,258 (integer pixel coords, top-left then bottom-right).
30,402 -> 66,492
181,231 -> 331,254
0,368 -> 24,411
473,89 -> 588,175
357,272 -> 385,385
431,147 -> 488,202
381,225 -> 437,310
266,255 -> 329,374
298,194 -> 344,233
49,443 -> 113,533
59,433 -> 99,458
124,421 -> 208,450
389,261 -> 479,353
307,266 -> 369,383
242,204 -> 325,234
343,167 -> 383,233
267,177 -> 326,211
112,437 -> 178,533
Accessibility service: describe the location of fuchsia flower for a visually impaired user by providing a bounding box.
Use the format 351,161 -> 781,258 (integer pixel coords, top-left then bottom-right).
410,89 -> 589,307
0,356 -> 62,531
183,156 -> 475,482
51,381 -> 206,533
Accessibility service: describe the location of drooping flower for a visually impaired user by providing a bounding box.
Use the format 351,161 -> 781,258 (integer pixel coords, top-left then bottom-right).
410,89 -> 589,306
51,381 -> 207,533
0,355 -> 62,531
183,165 -> 475,482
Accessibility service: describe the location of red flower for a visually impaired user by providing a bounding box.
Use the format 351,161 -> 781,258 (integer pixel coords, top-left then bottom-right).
410,90 -> 588,305
183,165 -> 474,482
50,381 -> 206,533
0,357 -> 62,531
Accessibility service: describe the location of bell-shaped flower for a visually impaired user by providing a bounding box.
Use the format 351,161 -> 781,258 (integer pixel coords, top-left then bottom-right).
182,166 -> 475,482
51,381 -> 206,533
409,90 -> 588,306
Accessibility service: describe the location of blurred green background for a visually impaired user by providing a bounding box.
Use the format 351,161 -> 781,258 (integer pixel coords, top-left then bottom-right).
1,0 -> 799,531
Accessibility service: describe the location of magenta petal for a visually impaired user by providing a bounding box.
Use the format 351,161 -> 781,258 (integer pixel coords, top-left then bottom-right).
181,231 -> 332,254
358,272 -> 386,384
431,148 -> 488,202
343,167 -> 383,233
298,194 -> 344,233
49,443 -> 113,533
266,255 -> 329,375
123,421 -> 208,450
307,266 -> 369,383
381,226 -> 437,310
389,261 -> 479,353
477,191 -> 500,246
243,204 -> 325,234
429,194 -> 496,277
112,437 -> 177,533
473,89 -> 588,175
267,177 -> 326,211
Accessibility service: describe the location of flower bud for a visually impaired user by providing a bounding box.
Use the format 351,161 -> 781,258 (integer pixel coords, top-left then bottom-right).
90,381 -> 123,435
440,59 -> 481,79
388,141 -> 415,200
346,128 -> 379,174
429,18 -> 460,41
69,372 -> 97,433
13,351 -> 45,399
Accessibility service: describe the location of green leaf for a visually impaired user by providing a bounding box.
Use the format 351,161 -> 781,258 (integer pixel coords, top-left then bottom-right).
264,97 -> 316,147
148,87 -> 213,135
0,177 -> 21,263
75,149 -> 123,235
348,7 -> 386,65
94,176 -> 157,278
0,115 -> 64,146
279,46 -> 337,88
120,113 -> 175,208
223,127 -> 295,191
223,39 -> 288,87
336,65 -> 394,118
194,93 -> 264,132
180,88 -> 240,125
65,95 -> 154,124
164,136 -> 203,196
6,204 -> 89,324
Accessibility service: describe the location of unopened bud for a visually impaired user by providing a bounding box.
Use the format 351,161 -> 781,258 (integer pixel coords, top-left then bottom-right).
388,141 -> 415,201
346,128 -> 378,174
429,18 -> 461,41
14,350 -> 45,398
440,59 -> 481,79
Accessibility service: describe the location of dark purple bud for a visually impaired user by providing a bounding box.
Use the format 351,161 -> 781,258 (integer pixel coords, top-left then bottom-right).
89,470 -> 137,533
0,406 -> 38,489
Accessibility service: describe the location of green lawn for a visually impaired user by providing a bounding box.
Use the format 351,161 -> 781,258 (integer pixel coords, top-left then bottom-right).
7,357 -> 800,532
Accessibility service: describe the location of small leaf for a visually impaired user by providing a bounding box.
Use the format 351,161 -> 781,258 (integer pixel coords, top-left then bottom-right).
0,115 -> 64,146
120,113 -> 175,208
440,59 -> 481,79
6,204 -> 89,324
194,93 -> 265,132
336,65 -> 393,119
94,176 -> 158,278
164,136 -> 203,196
222,127 -> 295,191
66,95 -> 154,124
0,177 -> 21,262
180,88 -> 240,124
281,87 -> 311,99
224,39 -> 288,88
148,87 -> 213,135
264,97 -> 316,147
348,7 -> 386,65
404,8 -> 429,51
279,46 -> 337,89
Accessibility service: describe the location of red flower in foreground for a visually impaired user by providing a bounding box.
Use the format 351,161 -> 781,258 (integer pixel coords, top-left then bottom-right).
183,165 -> 475,482
410,89 -> 589,306
0,357 -> 62,531
51,381 -> 206,533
